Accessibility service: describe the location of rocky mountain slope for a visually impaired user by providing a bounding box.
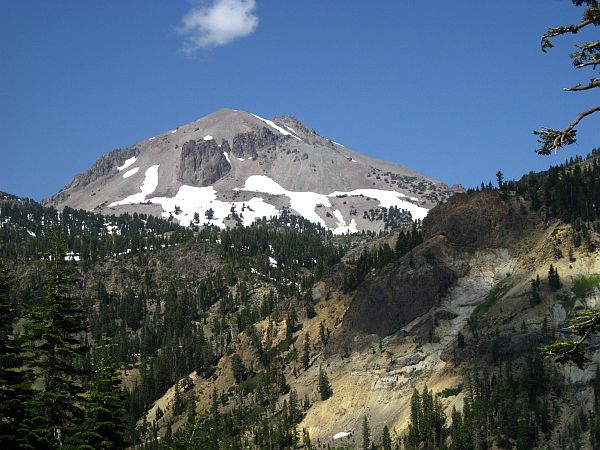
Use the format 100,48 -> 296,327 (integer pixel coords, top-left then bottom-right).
44,109 -> 462,233
99,182 -> 598,449
7,151 -> 600,448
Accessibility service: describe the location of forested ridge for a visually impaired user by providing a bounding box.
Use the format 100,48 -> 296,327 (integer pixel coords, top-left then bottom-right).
4,151 -> 600,448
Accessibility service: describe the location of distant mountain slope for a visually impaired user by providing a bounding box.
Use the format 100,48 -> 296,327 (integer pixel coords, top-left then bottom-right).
44,109 -> 462,233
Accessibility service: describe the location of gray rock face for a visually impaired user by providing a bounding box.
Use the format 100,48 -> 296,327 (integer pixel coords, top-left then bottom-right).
178,139 -> 231,187
47,146 -> 139,204
231,127 -> 281,160
342,242 -> 458,337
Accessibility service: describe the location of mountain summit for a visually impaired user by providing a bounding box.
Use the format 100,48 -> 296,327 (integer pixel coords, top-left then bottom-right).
45,109 -> 461,232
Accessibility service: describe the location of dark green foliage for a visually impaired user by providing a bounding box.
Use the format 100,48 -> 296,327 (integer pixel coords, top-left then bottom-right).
437,385 -> 462,398
318,367 -> 332,401
0,259 -> 31,448
286,306 -> 297,344
302,333 -> 310,371
0,194 -> 190,263
20,230 -> 89,448
75,337 -> 128,449
302,428 -> 313,450
319,320 -> 329,347
381,424 -> 392,450
530,275 -> 541,306
344,221 -> 422,292
480,150 -> 600,225
231,354 -> 247,383
405,386 -> 446,449
541,308 -> 600,368
496,170 -> 504,189
548,264 -> 562,290
362,415 -> 371,450
404,357 -> 557,449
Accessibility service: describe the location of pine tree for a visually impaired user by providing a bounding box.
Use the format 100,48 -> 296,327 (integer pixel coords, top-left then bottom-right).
302,333 -> 310,371
75,336 -> 128,449
232,353 -> 246,383
20,230 -> 89,448
318,367 -> 332,401
302,428 -> 313,450
319,320 -> 328,347
286,306 -> 297,343
362,415 -> 371,450
529,275 -> 541,306
548,264 -> 562,290
0,258 -> 31,447
381,424 -> 392,450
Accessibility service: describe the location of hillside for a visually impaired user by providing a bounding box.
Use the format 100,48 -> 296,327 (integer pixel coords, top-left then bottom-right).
3,151 -> 600,449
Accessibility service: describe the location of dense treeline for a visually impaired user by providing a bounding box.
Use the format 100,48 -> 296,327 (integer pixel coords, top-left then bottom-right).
0,234 -> 129,448
511,149 -> 600,224
0,193 -> 191,262
402,355 -> 565,450
343,221 -> 423,291
1,193 -> 351,448
471,148 -> 600,226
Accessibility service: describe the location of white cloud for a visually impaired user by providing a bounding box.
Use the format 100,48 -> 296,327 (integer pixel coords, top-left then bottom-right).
178,0 -> 258,52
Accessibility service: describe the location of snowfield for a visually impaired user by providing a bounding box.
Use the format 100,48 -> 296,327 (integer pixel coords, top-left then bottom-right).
250,113 -> 302,141
123,167 -> 139,178
109,165 -> 160,207
150,185 -> 279,229
108,172 -> 427,234
117,156 -> 138,171
328,188 -> 428,221
242,175 -> 330,227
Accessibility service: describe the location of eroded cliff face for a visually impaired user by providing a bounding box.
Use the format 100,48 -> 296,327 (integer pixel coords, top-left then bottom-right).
178,139 -> 231,186
341,237 -> 461,338
422,190 -> 530,248
230,126 -> 282,160
340,190 -> 533,341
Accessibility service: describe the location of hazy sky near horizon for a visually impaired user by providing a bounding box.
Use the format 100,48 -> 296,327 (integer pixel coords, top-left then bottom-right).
1,1 -> 598,200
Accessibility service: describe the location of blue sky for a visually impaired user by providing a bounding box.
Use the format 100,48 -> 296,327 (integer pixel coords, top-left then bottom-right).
1,1 -> 598,200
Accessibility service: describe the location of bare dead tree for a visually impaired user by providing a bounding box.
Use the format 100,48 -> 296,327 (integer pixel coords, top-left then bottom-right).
534,0 -> 599,155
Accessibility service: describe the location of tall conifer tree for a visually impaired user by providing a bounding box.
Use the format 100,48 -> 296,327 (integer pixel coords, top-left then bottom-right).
20,229 -> 89,448
0,258 -> 31,447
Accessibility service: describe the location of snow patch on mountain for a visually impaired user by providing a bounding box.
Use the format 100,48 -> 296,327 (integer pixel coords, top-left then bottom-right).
117,156 -> 138,171
149,185 -> 278,228
251,114 -> 302,141
328,188 -> 428,221
109,165 -> 160,207
123,167 -> 140,179
331,209 -> 358,235
242,175 -> 428,228
242,175 -> 330,226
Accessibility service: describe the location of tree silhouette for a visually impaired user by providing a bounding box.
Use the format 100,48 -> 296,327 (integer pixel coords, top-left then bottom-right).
20,229 -> 89,448
534,1 -> 599,155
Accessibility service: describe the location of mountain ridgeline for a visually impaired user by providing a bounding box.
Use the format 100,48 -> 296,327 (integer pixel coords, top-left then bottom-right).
4,136 -> 600,448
